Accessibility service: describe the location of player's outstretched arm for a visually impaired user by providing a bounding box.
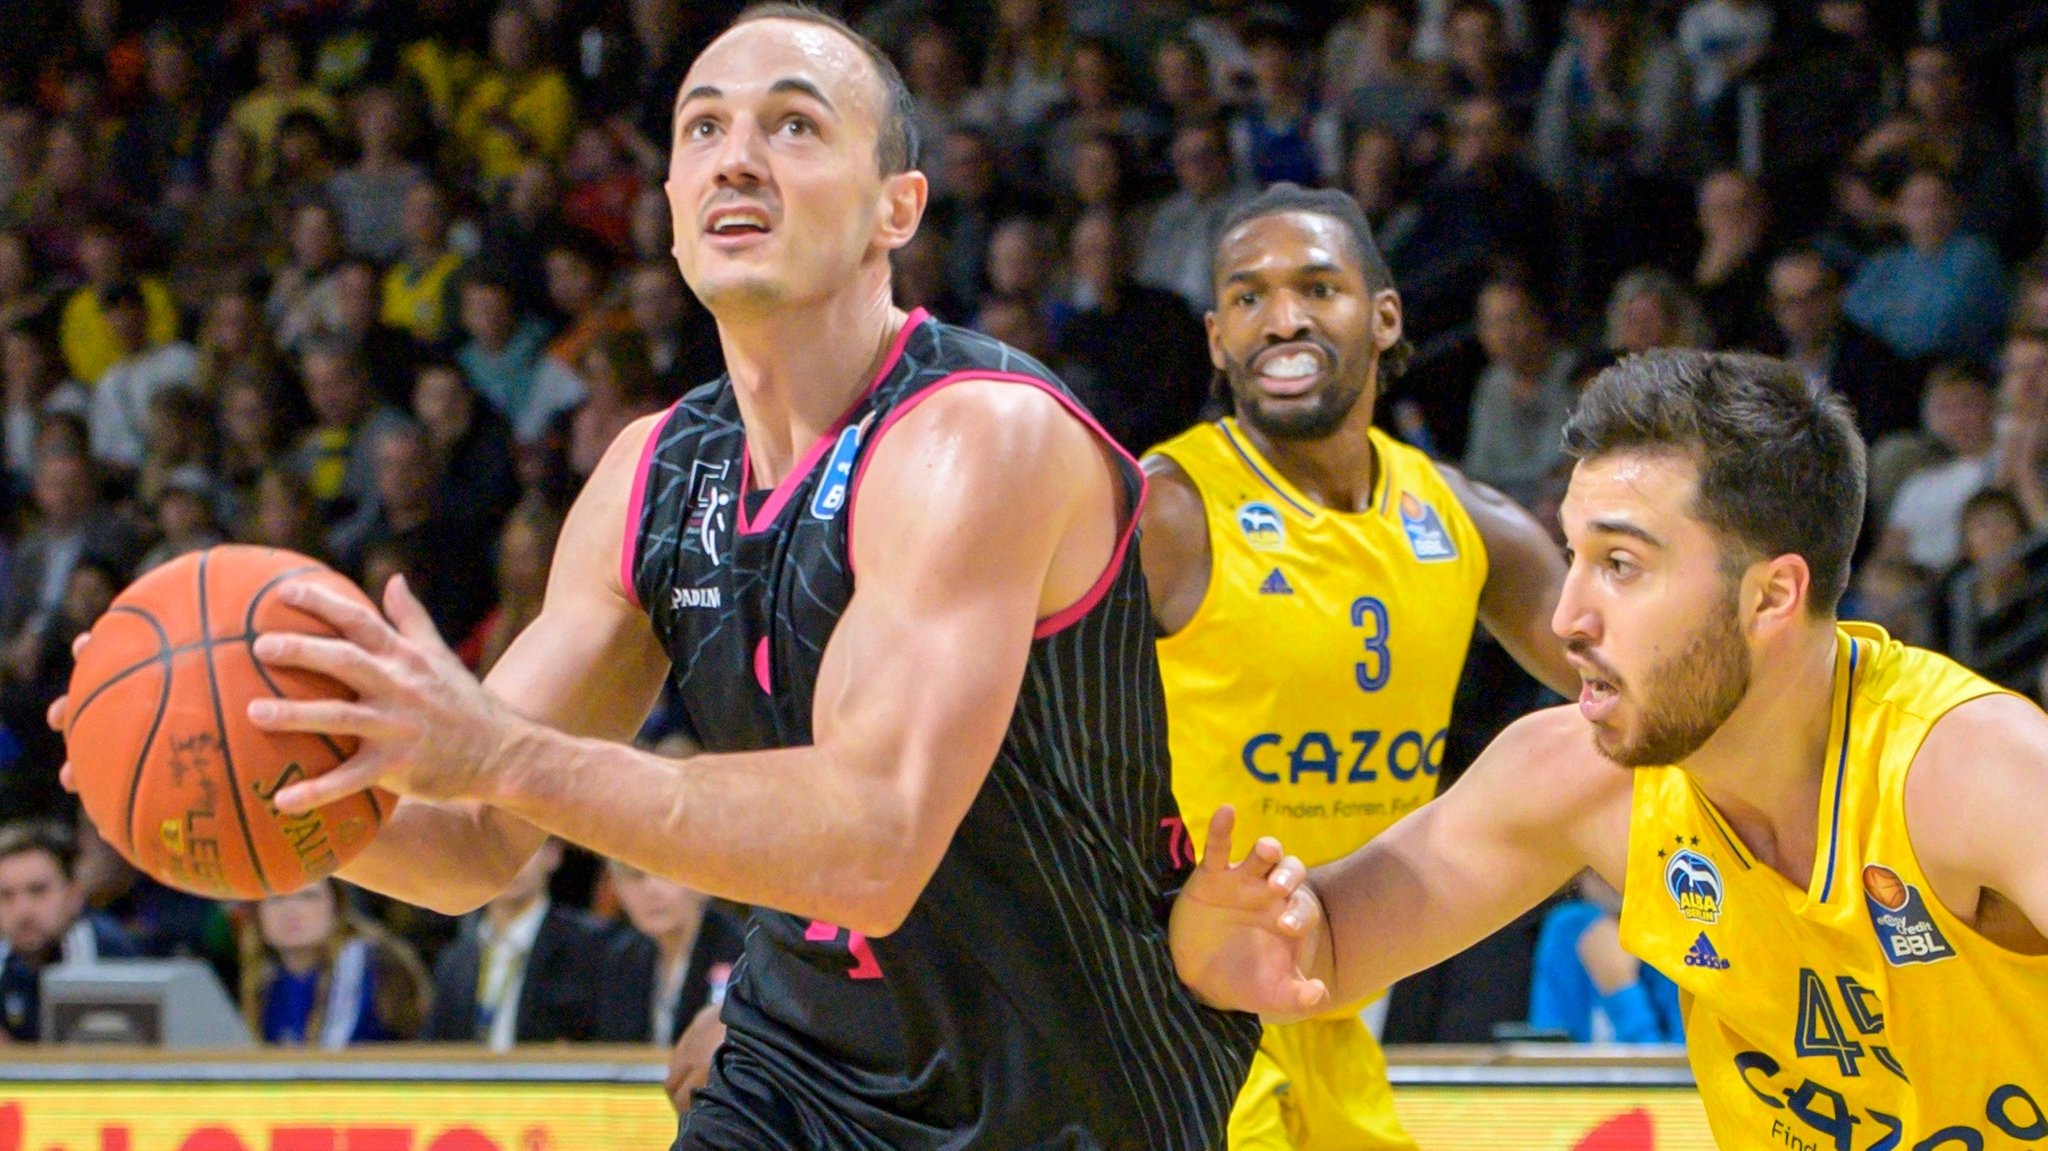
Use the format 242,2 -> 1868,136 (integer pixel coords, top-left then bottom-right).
1285,707 -> 1623,1009
327,413 -> 676,912
1905,694 -> 2048,947
1436,465 -> 1579,697
253,381 -> 1119,937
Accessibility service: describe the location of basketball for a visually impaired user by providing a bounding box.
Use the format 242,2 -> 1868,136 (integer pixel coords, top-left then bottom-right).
63,545 -> 394,901
1863,864 -> 1908,911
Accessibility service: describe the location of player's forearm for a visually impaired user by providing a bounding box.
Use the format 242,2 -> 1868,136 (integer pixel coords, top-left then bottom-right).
337,798 -> 545,915
486,721 -> 928,936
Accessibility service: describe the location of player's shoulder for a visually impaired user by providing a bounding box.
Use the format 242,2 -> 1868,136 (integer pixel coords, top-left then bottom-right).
1909,692 -> 2048,819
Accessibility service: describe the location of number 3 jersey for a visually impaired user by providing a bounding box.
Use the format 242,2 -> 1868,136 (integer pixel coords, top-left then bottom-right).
624,310 -> 1259,1149
1620,623 -> 2048,1150
1151,419 -> 1488,870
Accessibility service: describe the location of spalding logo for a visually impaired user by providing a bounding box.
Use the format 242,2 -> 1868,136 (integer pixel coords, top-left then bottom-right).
1665,849 -> 1724,924
1238,501 -> 1285,550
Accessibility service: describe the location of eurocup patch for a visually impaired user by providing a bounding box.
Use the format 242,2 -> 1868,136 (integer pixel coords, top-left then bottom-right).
1237,501 -> 1285,550
809,423 -> 864,520
1665,849 -> 1724,924
1862,863 -> 1955,966
1398,492 -> 1457,562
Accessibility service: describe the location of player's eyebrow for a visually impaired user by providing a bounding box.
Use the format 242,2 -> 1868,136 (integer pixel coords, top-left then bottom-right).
1587,518 -> 1664,548
675,78 -> 839,122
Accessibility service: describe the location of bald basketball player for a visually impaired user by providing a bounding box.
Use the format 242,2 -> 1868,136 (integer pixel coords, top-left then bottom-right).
60,6 -> 1256,1147
1173,351 -> 2048,1151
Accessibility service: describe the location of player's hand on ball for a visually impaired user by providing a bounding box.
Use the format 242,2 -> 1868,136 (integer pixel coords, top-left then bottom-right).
47,631 -> 93,794
246,575 -> 518,812
1169,806 -> 1330,1020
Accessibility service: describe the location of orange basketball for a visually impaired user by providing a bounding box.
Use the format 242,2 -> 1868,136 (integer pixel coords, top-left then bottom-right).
1863,864 -> 1908,910
64,545 -> 394,900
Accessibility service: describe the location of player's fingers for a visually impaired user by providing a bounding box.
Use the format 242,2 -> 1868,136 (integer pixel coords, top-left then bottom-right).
279,579 -> 396,652
1293,977 -> 1329,1013
1198,806 -> 1235,872
1233,835 -> 1284,881
71,631 -> 90,658
383,575 -> 452,656
270,755 -> 386,814
253,631 -> 397,694
246,697 -> 398,741
58,761 -> 76,793
1267,855 -> 1306,895
1277,885 -> 1320,935
47,693 -> 69,733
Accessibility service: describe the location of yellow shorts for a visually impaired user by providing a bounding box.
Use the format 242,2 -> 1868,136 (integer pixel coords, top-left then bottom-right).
1228,1013 -> 1417,1150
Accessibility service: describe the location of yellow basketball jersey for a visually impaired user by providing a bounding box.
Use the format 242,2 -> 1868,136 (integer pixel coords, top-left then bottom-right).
1619,623 -> 2048,1150
1153,419 -> 1489,869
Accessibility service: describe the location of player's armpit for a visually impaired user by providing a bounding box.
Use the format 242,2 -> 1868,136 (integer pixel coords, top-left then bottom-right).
1436,465 -> 1578,697
1311,706 -> 1627,1007
1905,694 -> 2048,952
1137,455 -> 1212,637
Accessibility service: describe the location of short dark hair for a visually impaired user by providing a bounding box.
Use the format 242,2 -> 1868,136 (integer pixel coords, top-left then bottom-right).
719,3 -> 921,174
1216,182 -> 1412,377
0,819 -> 78,881
1562,351 -> 1867,617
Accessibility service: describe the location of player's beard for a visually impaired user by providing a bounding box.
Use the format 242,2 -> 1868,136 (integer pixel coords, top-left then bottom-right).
1594,586 -> 1752,768
1224,338 -> 1373,441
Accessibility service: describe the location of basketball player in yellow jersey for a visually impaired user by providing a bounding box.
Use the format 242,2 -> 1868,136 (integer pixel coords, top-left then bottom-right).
1141,183 -> 1579,1149
1172,350 -> 2048,1151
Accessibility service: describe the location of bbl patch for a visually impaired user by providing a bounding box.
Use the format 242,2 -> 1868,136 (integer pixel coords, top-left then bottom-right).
809,422 -> 864,520
1863,864 -> 1955,966
1398,492 -> 1456,561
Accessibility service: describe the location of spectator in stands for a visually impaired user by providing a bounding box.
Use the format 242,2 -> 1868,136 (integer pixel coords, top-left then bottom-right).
456,5 -> 575,187
137,466 -> 225,574
1343,124 -> 1419,261
274,111 -> 341,204
1529,871 -> 1682,1043
59,218 -> 179,389
1414,0 -> 1533,65
902,25 -> 990,198
1139,119 -> 1252,313
1041,38 -> 1164,196
565,329 -> 663,481
241,877 -> 429,1047
1402,96 -> 1555,333
456,269 -> 572,443
1462,275 -> 1579,507
1440,0 -> 1540,119
0,820 -> 138,1039
980,216 -> 1061,335
88,282 -> 198,472
978,0 -> 1071,133
927,126 -> 1007,314
1676,0 -> 1773,126
1229,19 -> 1338,188
329,259 -> 420,407
1692,170 -> 1773,350
217,378 -> 298,502
540,231 -> 627,377
1063,131 -> 1136,233
1603,266 -> 1711,354
975,295 -> 1054,363
108,28 -> 215,209
241,467 -> 329,561
1055,209 -> 1209,456
135,386 -> 216,511
193,285 -> 284,403
460,494 -> 560,675
1322,0 -> 1437,142
2014,258 -> 2048,334
593,859 -> 746,1045
328,87 -> 424,264
1533,0 -> 1688,210
229,30 -> 339,181
1872,363 -> 1999,575
0,556 -> 117,818
1151,36 -> 1224,132
2,321 -> 87,486
1762,248 -> 1917,440
169,126 -> 279,312
627,261 -> 722,395
412,358 -> 518,531
427,838 -> 602,1049
480,160 -> 568,318
1846,164 -> 2008,363
268,198 -> 348,356
1934,488 -> 2048,691
285,339 -> 410,520
1894,42 -> 2036,258
1996,329 -> 2048,533
560,124 -> 643,255
22,120 -> 128,277
328,420 -> 492,640
381,181 -> 465,347
0,230 -> 50,334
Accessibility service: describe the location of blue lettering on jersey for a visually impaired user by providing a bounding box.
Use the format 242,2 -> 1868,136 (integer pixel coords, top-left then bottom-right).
1238,502 -> 1285,550
1684,932 -> 1731,970
1259,568 -> 1293,595
1397,491 -> 1457,562
1861,864 -> 1955,966
809,424 -> 864,520
1666,849 -> 1724,924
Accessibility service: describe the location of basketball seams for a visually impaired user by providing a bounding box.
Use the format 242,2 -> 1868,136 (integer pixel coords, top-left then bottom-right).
114,606 -> 172,867
197,549 -> 275,896
239,566 -> 383,826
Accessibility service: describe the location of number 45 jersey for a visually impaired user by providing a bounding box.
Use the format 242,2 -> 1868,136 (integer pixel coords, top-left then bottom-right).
1620,623 -> 2048,1151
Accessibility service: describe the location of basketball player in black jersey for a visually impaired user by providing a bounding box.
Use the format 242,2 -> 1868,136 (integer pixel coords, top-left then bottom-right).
49,5 -> 1258,1147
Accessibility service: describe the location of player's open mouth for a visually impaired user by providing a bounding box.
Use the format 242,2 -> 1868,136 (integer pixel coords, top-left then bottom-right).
703,204 -> 776,247
1250,343 -> 1328,398
1579,677 -> 1620,722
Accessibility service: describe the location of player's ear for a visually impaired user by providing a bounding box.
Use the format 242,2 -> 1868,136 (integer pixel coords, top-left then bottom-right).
1371,288 -> 1403,354
874,169 -> 927,253
1745,552 -> 1811,633
1205,309 -> 1226,372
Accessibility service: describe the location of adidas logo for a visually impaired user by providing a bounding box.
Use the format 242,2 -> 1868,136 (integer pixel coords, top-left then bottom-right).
1259,568 -> 1293,595
1684,932 -> 1731,970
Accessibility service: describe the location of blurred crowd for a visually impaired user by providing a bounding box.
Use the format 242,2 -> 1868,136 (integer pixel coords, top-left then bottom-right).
1,0 -> 2047,1055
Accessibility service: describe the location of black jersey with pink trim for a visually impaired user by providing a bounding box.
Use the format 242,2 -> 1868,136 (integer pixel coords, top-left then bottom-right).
624,311 -> 1257,1150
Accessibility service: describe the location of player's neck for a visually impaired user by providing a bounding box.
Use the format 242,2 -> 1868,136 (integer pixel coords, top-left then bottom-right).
716,284 -> 903,489
1679,627 -> 1841,886
1236,405 -> 1379,514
